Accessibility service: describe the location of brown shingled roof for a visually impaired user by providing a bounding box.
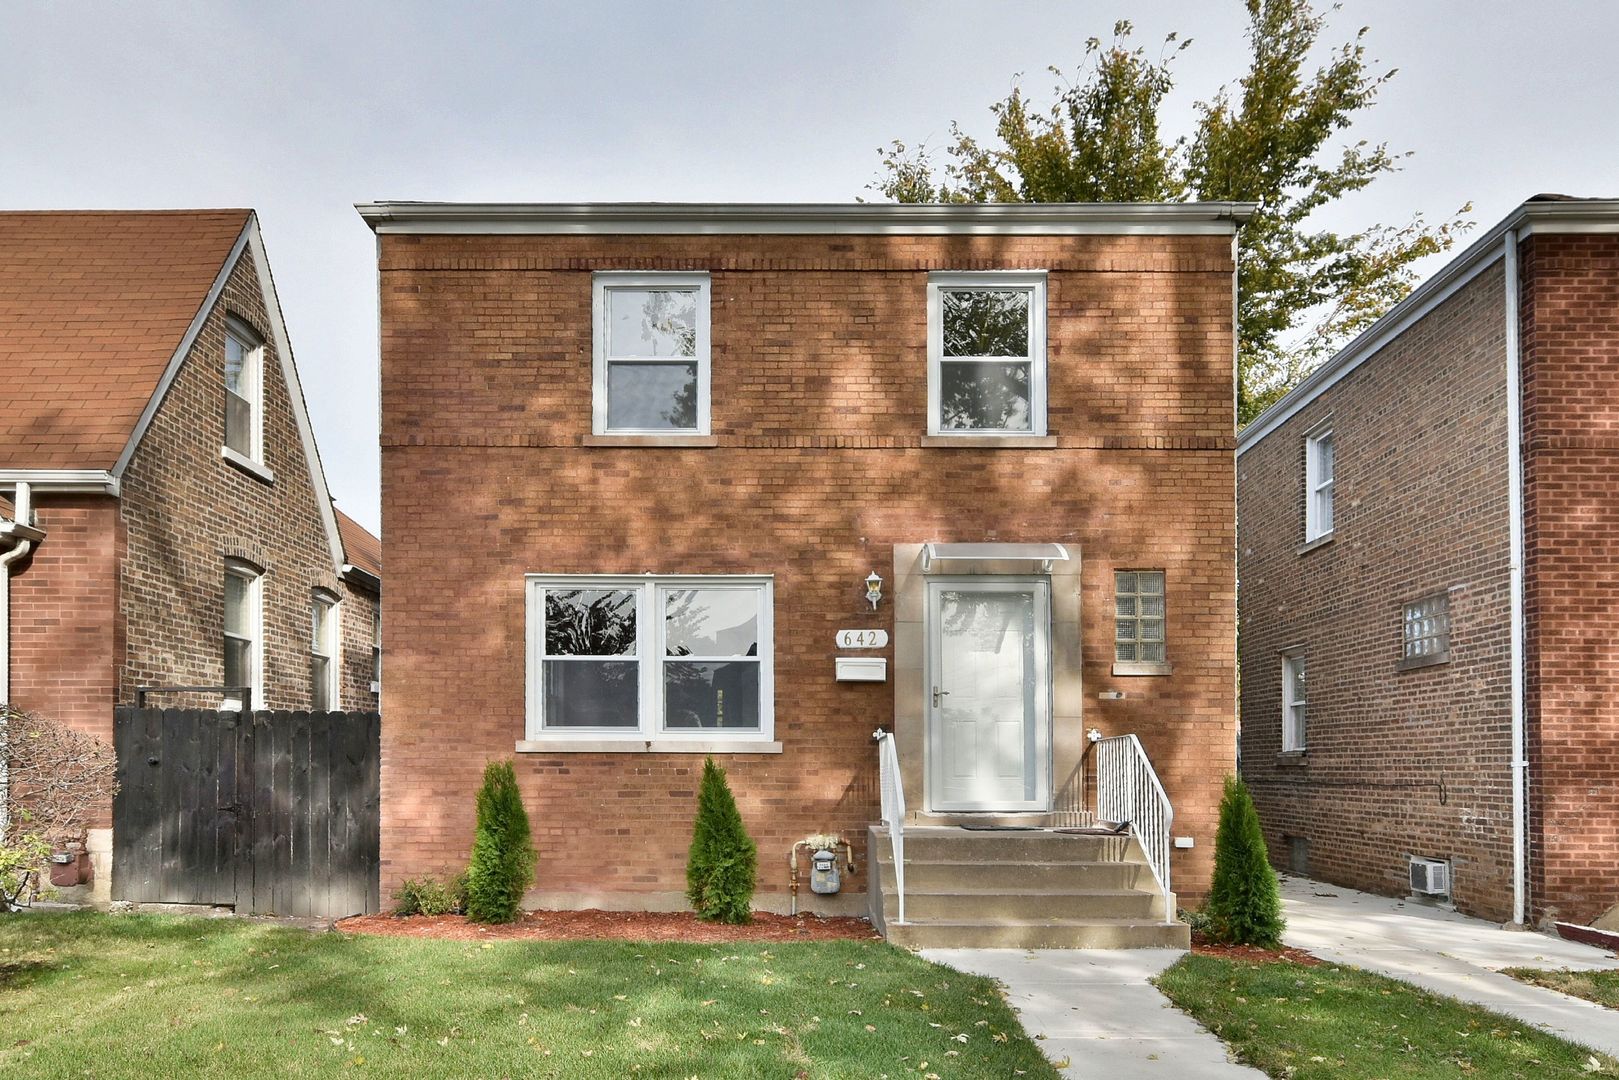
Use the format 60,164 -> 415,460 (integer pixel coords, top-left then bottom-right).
335,508 -> 381,580
0,209 -> 253,469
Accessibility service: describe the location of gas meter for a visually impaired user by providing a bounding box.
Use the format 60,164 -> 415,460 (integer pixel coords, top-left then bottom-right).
809,849 -> 841,895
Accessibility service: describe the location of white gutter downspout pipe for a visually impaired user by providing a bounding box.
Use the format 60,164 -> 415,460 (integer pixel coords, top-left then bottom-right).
1504,232 -> 1528,929
0,481 -> 37,842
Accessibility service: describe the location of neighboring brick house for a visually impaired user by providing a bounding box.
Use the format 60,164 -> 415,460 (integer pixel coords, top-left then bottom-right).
1237,195 -> 1619,929
0,210 -> 381,893
362,200 -> 1249,944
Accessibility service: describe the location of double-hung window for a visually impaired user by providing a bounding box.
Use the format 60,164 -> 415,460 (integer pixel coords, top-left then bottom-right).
224,316 -> 264,465
927,272 -> 1047,436
310,590 -> 338,711
370,606 -> 382,696
223,559 -> 262,711
1305,427 -> 1335,541
1401,592 -> 1451,670
1281,651 -> 1308,751
526,575 -> 773,743
592,273 -> 711,435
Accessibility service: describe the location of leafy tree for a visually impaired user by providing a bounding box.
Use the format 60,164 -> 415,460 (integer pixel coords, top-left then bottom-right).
464,760 -> 537,923
1206,774 -> 1285,947
686,756 -> 758,923
873,0 -> 1471,422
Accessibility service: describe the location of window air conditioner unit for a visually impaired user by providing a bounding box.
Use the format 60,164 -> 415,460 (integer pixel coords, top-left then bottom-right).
1409,856 -> 1450,897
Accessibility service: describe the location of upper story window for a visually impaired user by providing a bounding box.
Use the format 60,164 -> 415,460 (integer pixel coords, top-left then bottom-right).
224,317 -> 264,464
223,559 -> 263,711
1304,427 -> 1335,541
526,575 -> 773,743
927,272 -> 1047,436
370,606 -> 382,696
1400,592 -> 1451,670
310,590 -> 339,711
1113,570 -> 1170,675
1281,650 -> 1308,751
593,273 -> 711,435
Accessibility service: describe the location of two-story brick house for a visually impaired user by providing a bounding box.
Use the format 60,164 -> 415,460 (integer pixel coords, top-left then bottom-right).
363,200 -> 1249,946
1237,195 -> 1619,930
0,209 -> 382,896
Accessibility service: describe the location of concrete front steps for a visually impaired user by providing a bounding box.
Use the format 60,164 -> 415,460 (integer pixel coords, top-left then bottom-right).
868,824 -> 1190,950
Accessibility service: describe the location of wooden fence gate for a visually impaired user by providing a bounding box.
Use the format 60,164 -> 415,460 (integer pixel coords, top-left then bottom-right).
112,707 -> 380,918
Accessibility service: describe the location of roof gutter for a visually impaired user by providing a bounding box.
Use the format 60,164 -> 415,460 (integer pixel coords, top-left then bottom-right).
1,481 -> 45,707
0,470 -> 119,496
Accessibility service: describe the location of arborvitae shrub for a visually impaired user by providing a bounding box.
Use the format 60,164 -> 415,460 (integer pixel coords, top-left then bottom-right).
685,757 -> 758,924
464,760 -> 537,923
1205,774 -> 1285,947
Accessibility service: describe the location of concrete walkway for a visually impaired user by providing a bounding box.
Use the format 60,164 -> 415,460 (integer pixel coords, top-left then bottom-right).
1281,875 -> 1619,1057
920,948 -> 1264,1077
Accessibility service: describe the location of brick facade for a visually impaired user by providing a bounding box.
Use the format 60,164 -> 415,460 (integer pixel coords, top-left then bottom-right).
376,225 -> 1240,911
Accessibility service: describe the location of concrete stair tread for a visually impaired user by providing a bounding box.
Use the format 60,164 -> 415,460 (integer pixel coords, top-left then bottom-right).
896,886 -> 1152,899
893,916 -> 1178,927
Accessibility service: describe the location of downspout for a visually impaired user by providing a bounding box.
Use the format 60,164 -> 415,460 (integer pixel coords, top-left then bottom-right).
0,482 -> 39,842
1504,231 -> 1528,928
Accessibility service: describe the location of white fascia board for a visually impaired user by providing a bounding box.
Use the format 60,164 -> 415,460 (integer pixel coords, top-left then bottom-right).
341,564 -> 381,593
0,469 -> 119,495
1238,198 -> 1619,455
356,201 -> 1257,236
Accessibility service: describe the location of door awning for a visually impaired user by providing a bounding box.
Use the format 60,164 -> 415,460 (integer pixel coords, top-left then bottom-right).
921,542 -> 1071,573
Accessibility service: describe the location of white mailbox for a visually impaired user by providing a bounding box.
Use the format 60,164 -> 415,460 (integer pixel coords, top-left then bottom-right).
835,657 -> 887,682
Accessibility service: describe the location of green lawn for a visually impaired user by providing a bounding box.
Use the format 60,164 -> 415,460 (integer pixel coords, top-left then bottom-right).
1156,953 -> 1619,1079
1503,967 -> 1619,1011
0,912 -> 1057,1079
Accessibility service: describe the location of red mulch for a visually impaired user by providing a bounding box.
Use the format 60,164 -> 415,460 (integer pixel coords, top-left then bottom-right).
1191,930 -> 1321,965
336,909 -> 881,943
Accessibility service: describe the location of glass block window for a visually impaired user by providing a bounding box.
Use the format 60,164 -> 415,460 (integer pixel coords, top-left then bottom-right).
1402,592 -> 1451,668
1114,570 -> 1167,665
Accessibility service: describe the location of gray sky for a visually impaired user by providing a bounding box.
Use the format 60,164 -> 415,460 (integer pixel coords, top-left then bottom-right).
6,1 -> 1618,535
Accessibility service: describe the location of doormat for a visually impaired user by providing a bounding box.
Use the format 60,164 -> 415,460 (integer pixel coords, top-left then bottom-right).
960,824 -> 1042,831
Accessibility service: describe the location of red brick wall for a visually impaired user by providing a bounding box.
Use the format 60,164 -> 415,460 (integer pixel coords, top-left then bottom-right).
378,232 -> 1239,908
1237,264 -> 1517,920
1521,233 -> 1619,926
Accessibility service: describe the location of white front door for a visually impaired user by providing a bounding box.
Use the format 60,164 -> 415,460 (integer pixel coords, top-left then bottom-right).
926,578 -> 1051,812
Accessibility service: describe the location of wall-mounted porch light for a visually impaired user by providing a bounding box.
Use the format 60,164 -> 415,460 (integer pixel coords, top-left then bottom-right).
865,571 -> 883,611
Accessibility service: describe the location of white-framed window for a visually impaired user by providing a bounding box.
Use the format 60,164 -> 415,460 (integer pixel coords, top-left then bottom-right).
927,271 -> 1047,436
310,590 -> 339,711
525,575 -> 773,742
223,559 -> 263,711
370,605 -> 381,696
1401,592 -> 1451,669
592,273 -> 711,435
1281,650 -> 1308,751
1113,569 -> 1169,673
224,316 -> 264,463
1304,427 -> 1335,541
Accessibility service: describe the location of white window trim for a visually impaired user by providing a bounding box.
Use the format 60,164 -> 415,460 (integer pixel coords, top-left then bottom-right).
310,590 -> 339,711
1304,425 -> 1335,542
591,272 -> 712,436
524,574 -> 774,744
1281,650 -> 1307,752
926,271 -> 1047,437
370,605 -> 382,696
224,315 -> 266,467
224,559 -> 264,711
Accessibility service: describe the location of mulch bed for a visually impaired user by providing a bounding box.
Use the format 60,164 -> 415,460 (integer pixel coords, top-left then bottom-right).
336,909 -> 880,943
1190,930 -> 1321,965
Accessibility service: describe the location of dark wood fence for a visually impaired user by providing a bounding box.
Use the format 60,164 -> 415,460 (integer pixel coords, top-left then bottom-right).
112,708 -> 380,918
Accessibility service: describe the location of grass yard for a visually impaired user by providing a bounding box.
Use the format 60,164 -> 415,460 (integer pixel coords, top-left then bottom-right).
1157,953 -> 1619,1079
1503,967 -> 1619,1011
0,912 -> 1057,1079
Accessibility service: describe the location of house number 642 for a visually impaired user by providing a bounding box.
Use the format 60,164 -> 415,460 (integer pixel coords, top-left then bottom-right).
835,629 -> 888,649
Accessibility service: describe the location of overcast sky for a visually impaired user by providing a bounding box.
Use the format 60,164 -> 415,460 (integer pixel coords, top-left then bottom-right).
5,1 -> 1617,534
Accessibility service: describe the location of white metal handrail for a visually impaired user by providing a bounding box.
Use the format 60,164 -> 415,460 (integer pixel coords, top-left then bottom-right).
1095,734 -> 1173,918
873,728 -> 906,925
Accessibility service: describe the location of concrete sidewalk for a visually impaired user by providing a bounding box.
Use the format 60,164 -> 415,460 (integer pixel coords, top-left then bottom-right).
920,948 -> 1264,1078
1281,875 -> 1619,1057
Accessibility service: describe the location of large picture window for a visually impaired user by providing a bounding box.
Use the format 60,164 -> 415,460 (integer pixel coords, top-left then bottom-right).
927,272 -> 1047,436
592,273 -> 711,435
526,575 -> 773,742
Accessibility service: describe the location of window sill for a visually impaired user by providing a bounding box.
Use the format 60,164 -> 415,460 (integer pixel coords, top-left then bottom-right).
222,446 -> 275,485
1277,749 -> 1308,766
582,434 -> 719,448
1397,653 -> 1451,672
920,435 -> 1057,449
516,738 -> 782,755
1295,531 -> 1334,556
1112,661 -> 1173,677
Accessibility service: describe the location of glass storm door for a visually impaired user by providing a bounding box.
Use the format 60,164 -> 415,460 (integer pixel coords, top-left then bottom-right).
926,578 -> 1051,811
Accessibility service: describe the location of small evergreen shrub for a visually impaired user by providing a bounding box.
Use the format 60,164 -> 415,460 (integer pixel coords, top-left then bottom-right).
1205,774 -> 1286,947
464,760 -> 537,923
393,872 -> 467,917
685,757 -> 758,924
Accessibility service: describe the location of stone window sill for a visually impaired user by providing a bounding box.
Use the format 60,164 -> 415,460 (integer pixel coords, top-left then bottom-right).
581,434 -> 719,448
1295,532 -> 1334,556
222,446 -> 274,485
516,739 -> 782,755
920,435 -> 1058,449
1112,661 -> 1173,677
1397,653 -> 1451,672
1276,750 -> 1309,767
